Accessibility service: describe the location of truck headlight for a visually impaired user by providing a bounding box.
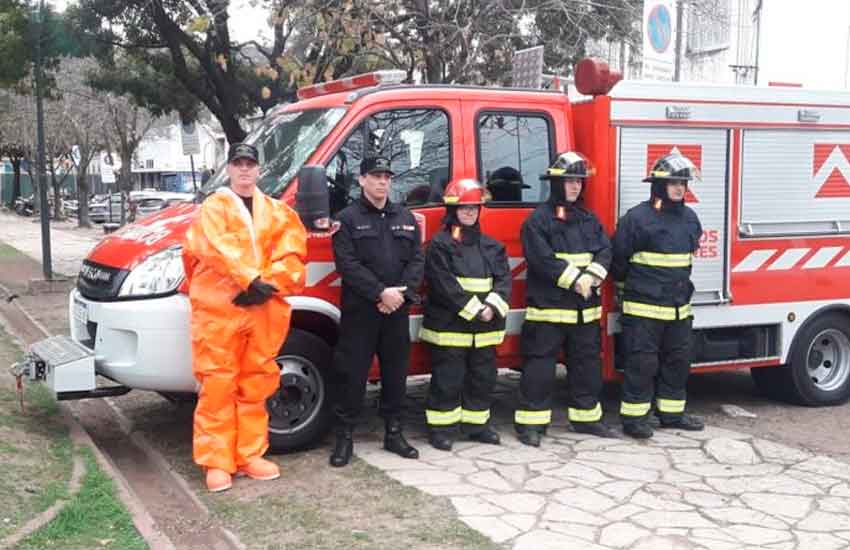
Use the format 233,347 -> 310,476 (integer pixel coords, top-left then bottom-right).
118,246 -> 185,297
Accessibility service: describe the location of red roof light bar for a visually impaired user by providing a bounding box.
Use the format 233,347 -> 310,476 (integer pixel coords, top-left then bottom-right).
296,70 -> 407,100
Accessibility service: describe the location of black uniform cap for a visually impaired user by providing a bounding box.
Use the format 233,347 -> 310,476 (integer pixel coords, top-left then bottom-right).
360,156 -> 394,176
227,143 -> 259,163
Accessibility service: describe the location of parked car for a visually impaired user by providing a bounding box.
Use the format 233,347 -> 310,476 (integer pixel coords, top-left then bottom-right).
87,193 -> 131,224
132,191 -> 194,220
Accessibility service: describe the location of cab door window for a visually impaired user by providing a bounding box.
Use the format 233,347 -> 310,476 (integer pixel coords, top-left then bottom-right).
327,108 -> 451,213
477,112 -> 554,203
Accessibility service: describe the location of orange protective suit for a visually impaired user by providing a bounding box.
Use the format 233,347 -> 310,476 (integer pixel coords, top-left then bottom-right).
182,186 -> 307,473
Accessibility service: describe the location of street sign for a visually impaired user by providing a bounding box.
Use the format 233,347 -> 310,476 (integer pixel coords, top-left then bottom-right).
101,153 -> 116,184
181,121 -> 201,156
642,0 -> 676,81
512,46 -> 544,88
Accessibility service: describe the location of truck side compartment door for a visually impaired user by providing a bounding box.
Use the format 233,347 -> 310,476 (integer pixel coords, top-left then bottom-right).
618,127 -> 730,305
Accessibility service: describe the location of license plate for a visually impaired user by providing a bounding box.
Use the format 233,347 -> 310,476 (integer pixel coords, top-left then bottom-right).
73,299 -> 88,325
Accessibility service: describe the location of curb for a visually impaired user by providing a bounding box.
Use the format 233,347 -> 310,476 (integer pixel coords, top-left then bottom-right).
0,280 -> 176,550
112,408 -> 246,550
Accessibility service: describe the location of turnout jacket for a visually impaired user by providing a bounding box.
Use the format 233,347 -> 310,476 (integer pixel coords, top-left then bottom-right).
421,226 -> 511,348
521,201 -> 611,324
611,200 -> 702,319
332,196 -> 425,311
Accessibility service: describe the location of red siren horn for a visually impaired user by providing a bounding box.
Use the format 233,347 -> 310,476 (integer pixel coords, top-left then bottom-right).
574,58 -> 623,96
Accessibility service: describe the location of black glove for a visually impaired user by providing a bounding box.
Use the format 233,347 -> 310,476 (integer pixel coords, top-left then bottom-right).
232,278 -> 278,306
250,278 -> 278,298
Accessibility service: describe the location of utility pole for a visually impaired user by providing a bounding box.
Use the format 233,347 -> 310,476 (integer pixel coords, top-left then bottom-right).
753,0 -> 763,85
34,0 -> 52,280
674,0 -> 686,82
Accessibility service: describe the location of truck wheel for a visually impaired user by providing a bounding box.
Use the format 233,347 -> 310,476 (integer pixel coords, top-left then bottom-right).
267,328 -> 333,452
750,364 -> 791,401
754,313 -> 850,406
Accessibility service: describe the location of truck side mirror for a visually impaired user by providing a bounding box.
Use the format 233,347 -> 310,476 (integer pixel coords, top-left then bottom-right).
296,165 -> 331,231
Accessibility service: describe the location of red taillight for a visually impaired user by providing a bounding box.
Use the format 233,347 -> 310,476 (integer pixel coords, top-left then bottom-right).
296,70 -> 406,100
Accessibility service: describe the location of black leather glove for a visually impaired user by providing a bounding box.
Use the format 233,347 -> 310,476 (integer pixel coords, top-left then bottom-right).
250,278 -> 278,298
232,278 -> 278,306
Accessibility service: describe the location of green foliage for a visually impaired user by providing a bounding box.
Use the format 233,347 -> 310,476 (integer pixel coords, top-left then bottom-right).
67,0 -> 642,141
0,0 -> 29,87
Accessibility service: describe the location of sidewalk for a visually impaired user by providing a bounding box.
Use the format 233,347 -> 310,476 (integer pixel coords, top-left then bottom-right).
0,210 -> 102,278
3,209 -> 850,550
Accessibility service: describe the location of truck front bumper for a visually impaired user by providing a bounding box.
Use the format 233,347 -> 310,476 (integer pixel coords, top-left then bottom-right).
68,289 -> 197,393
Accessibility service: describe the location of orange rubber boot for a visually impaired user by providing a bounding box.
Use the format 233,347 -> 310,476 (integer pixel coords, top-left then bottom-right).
206,469 -> 233,493
237,457 -> 280,481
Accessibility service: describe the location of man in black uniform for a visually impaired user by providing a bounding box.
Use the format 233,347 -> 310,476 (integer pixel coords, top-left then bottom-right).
421,179 -> 511,451
515,152 -> 615,447
329,156 -> 425,467
612,151 -> 704,439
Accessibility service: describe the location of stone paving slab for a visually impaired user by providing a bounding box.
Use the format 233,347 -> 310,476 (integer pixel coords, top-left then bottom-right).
356,427 -> 850,549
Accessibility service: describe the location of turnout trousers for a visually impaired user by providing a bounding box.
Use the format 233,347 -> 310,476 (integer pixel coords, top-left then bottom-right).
425,344 -> 497,434
333,304 -> 411,426
619,315 -> 693,426
516,320 -> 604,430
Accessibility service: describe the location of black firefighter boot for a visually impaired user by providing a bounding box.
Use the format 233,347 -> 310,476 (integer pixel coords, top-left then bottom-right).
329,424 -> 354,467
659,413 -> 705,431
469,427 -> 501,445
623,419 -> 654,439
517,426 -> 542,447
572,421 -> 618,438
429,430 -> 454,451
384,418 -> 419,459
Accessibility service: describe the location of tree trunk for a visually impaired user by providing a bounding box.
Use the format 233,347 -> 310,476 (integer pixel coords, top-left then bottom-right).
219,113 -> 246,144
119,150 -> 134,192
53,177 -> 63,220
77,164 -> 91,228
10,158 -> 22,207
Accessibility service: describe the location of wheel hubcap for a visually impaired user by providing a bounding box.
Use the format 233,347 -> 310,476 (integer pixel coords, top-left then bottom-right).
267,354 -> 325,435
806,329 -> 850,392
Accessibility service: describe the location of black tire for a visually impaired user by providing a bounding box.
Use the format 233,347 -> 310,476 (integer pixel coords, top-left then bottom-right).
750,364 -> 791,401
752,313 -> 850,406
267,328 -> 334,452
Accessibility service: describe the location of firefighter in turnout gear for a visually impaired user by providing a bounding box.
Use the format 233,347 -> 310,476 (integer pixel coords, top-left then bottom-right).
329,156 -> 425,467
515,152 -> 615,447
421,179 -> 511,451
612,152 -> 705,439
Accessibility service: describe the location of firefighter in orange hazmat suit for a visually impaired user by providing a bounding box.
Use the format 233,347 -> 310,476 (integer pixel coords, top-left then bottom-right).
183,143 -> 307,492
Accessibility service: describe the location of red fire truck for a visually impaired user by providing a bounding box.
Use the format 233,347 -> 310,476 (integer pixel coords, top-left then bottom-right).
28,59 -> 850,451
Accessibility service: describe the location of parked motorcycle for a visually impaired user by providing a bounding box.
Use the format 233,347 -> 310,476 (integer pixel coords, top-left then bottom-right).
13,195 -> 35,217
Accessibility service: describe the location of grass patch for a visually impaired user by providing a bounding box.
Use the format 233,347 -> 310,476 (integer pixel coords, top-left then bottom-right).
0,242 -> 22,258
17,448 -> 148,550
0,327 -> 145,549
0,329 -> 72,541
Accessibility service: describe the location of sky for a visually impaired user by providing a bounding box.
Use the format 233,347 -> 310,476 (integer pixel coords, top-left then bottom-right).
51,0 -> 850,90
760,1 -> 850,90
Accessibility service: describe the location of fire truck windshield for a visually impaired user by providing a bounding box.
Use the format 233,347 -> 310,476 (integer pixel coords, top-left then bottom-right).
201,107 -> 347,198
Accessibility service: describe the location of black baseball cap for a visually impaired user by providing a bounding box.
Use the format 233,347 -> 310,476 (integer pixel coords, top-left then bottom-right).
360,156 -> 394,176
228,143 -> 259,164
